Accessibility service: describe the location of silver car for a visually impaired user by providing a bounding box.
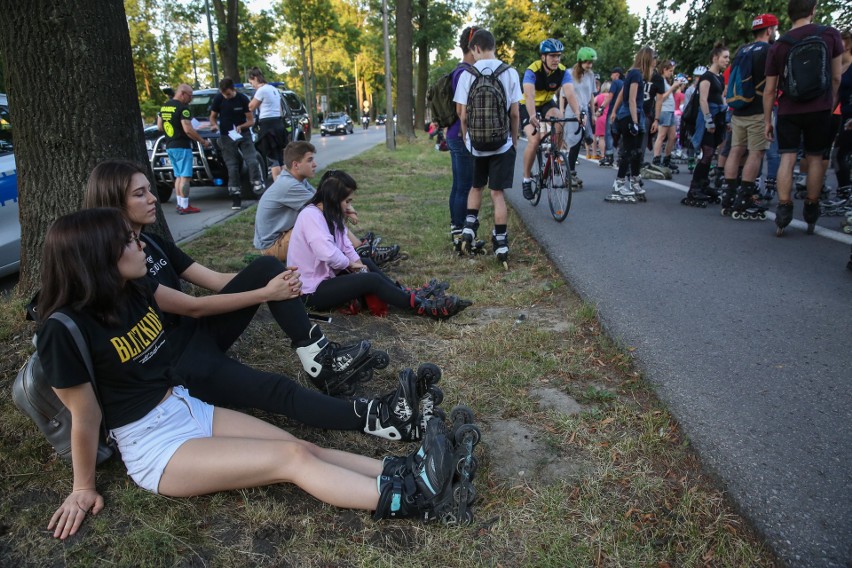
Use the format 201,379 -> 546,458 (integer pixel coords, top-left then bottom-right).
0,93 -> 19,278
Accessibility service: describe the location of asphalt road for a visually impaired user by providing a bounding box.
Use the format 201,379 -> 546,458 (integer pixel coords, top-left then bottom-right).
506,145 -> 851,567
163,125 -> 388,243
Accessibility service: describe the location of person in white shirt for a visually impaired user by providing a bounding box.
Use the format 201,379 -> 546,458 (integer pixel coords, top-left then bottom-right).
248,67 -> 285,181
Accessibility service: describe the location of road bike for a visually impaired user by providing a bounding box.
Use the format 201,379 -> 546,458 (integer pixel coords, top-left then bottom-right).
528,116 -> 582,222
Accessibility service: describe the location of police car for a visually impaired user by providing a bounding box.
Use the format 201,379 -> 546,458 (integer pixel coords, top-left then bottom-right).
0,93 -> 19,278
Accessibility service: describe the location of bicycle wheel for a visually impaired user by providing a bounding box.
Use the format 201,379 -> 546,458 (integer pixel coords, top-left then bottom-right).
547,151 -> 572,222
529,151 -> 543,206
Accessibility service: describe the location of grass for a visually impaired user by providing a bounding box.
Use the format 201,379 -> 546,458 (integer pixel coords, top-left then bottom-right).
0,139 -> 777,566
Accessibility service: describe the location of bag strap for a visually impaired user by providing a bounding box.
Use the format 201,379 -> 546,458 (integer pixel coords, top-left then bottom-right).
48,312 -> 111,441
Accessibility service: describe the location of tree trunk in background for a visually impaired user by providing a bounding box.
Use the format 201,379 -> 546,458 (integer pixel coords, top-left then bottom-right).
212,0 -> 239,81
414,0 -> 428,129
395,0 -> 415,141
0,0 -> 171,295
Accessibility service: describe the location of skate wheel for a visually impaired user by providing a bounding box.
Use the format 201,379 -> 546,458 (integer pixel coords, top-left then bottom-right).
427,385 -> 445,407
454,423 -> 481,446
416,362 -> 442,385
373,350 -> 390,370
450,405 -> 476,426
732,212 -> 741,220
700,202 -> 707,208
456,454 -> 479,479
759,213 -> 767,220
453,480 -> 477,506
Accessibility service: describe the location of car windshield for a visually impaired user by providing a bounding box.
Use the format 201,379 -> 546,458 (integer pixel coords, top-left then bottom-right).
0,102 -> 12,155
326,114 -> 346,123
281,92 -> 304,113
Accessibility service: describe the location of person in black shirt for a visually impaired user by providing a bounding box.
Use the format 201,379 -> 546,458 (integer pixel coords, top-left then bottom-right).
722,14 -> 778,218
209,77 -> 265,210
83,160 -> 438,439
38,209 -> 459,539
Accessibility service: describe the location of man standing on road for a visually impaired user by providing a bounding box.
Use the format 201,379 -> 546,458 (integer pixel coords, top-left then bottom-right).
209,77 -> 265,211
721,14 -> 778,218
764,0 -> 843,235
158,83 -> 211,215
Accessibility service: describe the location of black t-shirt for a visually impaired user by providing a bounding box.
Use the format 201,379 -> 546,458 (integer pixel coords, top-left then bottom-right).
159,98 -> 192,149
616,68 -> 645,121
699,71 -> 725,106
38,281 -> 174,430
732,41 -> 769,117
210,92 -> 251,134
139,233 -> 195,333
643,72 -> 665,117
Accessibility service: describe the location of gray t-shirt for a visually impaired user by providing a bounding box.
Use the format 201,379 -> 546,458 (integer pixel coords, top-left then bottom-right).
253,169 -> 315,250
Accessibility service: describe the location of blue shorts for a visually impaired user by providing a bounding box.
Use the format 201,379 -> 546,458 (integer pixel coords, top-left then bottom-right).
111,386 -> 214,494
166,147 -> 194,178
658,111 -> 675,127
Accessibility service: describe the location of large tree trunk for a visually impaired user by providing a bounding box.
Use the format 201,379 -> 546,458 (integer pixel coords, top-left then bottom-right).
414,0 -> 428,129
395,0 -> 415,141
0,0 -> 171,295
212,0 -> 239,81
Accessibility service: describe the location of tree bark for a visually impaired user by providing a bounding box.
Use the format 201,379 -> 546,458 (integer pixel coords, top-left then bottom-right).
0,0 -> 171,295
211,0 -> 239,81
414,0 -> 428,129
395,0 -> 415,141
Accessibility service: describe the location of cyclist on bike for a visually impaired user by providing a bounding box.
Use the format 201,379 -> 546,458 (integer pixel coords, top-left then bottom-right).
521,39 -> 583,200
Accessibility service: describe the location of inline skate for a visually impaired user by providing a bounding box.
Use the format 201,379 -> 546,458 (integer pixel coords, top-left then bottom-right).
492,231 -> 510,270
802,199 -> 820,235
630,176 -> 647,202
761,177 -> 777,203
842,210 -> 852,235
730,182 -> 767,221
570,171 -> 583,191
775,201 -> 794,236
357,232 -> 406,266
362,364 -> 445,441
598,155 -> 615,168
411,293 -> 472,319
819,186 -> 851,217
662,155 -> 680,174
681,184 -> 711,208
720,181 -> 738,216
459,217 -> 487,256
604,178 -> 637,203
398,278 -> 451,301
295,324 -> 390,396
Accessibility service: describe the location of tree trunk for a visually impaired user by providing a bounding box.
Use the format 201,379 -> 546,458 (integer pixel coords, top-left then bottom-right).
395,0 -> 415,141
0,0 -> 171,295
212,0 -> 239,81
414,0 -> 428,129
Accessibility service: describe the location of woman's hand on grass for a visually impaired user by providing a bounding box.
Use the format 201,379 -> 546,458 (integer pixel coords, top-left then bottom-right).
48,489 -> 103,540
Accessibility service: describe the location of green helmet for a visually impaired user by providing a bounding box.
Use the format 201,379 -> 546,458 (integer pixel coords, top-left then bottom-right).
577,47 -> 597,63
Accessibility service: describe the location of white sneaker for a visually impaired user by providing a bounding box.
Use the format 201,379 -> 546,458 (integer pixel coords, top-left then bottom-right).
613,179 -> 635,197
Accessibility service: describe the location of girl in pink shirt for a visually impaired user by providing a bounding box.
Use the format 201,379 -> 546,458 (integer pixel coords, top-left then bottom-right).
288,171 -> 471,318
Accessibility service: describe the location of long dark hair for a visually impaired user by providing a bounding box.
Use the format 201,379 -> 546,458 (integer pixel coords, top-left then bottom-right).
39,208 -> 139,326
84,159 -> 148,212
309,170 -> 357,235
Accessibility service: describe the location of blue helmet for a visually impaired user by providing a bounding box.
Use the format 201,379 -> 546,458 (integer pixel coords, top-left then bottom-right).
539,39 -> 564,55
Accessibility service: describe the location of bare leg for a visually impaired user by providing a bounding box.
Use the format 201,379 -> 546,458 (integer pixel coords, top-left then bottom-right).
522,124 -> 539,178
491,190 -> 507,225
805,154 -> 827,201
742,150 -> 765,183
467,186 -> 484,211
724,146 -> 746,180
776,153 -> 797,202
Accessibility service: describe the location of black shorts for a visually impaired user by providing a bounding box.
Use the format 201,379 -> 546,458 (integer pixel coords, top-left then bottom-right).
777,110 -> 834,155
472,146 -> 517,191
520,100 -> 558,128
257,118 -> 287,165
700,112 -> 726,149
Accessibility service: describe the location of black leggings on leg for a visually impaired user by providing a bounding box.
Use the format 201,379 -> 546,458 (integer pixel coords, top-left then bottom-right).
304,258 -> 412,312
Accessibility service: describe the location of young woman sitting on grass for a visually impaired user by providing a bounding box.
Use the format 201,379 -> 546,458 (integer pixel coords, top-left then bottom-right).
39,208 -> 456,540
288,170 -> 472,319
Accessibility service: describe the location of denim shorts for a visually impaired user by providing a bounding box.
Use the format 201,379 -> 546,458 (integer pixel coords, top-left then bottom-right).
111,386 -> 214,494
166,148 -> 194,177
658,111 -> 675,127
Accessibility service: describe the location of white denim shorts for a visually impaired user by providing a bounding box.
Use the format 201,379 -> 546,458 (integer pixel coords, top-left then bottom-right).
110,386 -> 214,494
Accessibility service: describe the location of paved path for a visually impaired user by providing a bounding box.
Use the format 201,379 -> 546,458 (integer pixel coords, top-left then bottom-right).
505,146 -> 851,567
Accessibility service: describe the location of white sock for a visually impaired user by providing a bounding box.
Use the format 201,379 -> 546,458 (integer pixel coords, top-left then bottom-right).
523,177 -> 531,183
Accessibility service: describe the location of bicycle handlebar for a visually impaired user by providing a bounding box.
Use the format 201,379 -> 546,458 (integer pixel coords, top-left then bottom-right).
533,114 -> 583,136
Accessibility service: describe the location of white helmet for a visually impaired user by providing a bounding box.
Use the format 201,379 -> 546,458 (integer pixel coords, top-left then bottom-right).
692,65 -> 707,76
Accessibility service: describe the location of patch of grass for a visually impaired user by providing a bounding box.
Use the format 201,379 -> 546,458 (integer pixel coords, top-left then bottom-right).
0,138 -> 775,566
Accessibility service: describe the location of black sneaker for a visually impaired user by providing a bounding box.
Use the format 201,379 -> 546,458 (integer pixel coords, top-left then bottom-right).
231,195 -> 242,210
522,180 -> 534,200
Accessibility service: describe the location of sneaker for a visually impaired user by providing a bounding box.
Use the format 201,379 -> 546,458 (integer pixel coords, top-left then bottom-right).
178,205 -> 201,215
522,180 -> 534,200
231,195 -> 242,210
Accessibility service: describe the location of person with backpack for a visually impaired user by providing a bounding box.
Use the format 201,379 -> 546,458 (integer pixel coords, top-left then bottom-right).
719,14 -> 779,220
764,0 -> 844,235
453,29 -> 522,267
682,43 -> 730,207
37,208 -> 460,539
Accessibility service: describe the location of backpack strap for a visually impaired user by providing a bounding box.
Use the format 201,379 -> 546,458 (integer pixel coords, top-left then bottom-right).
492,63 -> 510,78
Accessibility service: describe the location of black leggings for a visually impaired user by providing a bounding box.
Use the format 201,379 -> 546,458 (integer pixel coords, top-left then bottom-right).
836,112 -> 851,188
304,258 -> 412,312
568,139 -> 582,172
616,116 -> 643,178
172,256 -> 361,430
691,112 -> 726,187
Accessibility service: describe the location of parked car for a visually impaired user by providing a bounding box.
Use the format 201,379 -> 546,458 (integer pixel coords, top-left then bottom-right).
376,114 -> 387,125
320,113 -> 354,136
0,93 -> 20,278
145,85 -> 310,203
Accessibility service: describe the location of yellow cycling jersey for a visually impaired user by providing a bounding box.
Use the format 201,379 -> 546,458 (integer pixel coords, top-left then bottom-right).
520,60 -> 570,107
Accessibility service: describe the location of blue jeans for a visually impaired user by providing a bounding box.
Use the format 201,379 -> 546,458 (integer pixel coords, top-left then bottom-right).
765,110 -> 780,179
604,118 -> 615,157
446,136 -> 472,228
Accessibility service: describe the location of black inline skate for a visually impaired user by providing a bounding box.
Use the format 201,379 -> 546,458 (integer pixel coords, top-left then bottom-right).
761,176 -> 777,203
819,186 -> 851,216
492,231 -> 510,270
775,201 -> 794,236
598,155 -> 615,168
450,225 -> 463,250
362,364 -> 444,441
398,278 -> 451,301
357,231 -> 406,266
459,217 -> 486,256
295,324 -> 390,396
802,199 -> 820,235
662,155 -> 679,174
681,184 -> 711,208
720,181 -> 738,216
730,182 -> 767,221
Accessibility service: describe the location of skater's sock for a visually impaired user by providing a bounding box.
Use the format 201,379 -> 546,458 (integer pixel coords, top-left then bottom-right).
465,210 -> 479,220
494,224 -> 507,235
523,177 -> 531,183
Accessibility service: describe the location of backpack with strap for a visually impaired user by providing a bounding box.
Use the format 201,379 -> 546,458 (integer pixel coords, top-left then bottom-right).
726,42 -> 767,110
12,311 -> 117,465
680,89 -> 700,140
465,63 -> 511,152
427,64 -> 471,128
778,26 -> 831,102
